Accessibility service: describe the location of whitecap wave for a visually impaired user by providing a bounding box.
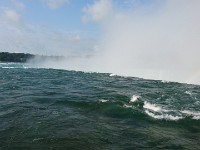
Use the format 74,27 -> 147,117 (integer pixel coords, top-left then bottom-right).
145,110 -> 183,120
161,80 -> 170,83
109,73 -> 131,78
143,101 -> 183,120
181,110 -> 200,120
0,62 -> 29,69
185,91 -> 192,95
143,102 -> 200,120
143,101 -> 161,112
130,95 -> 140,103
109,73 -> 117,77
2,67 -> 16,69
192,116 -> 200,120
99,99 -> 109,103
123,104 -> 132,108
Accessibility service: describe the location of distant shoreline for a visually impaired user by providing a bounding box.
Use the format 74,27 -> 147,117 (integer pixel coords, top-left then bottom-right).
0,52 -> 34,63
0,52 -> 64,63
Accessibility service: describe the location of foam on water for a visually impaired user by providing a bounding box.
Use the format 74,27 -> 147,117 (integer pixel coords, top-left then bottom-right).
143,101 -> 183,120
99,99 -> 109,103
143,101 -> 161,112
130,95 -> 140,103
109,73 -> 117,77
2,67 -> 16,69
145,110 -> 183,121
143,102 -> 200,120
161,80 -> 170,83
123,104 -> 132,108
192,116 -> 200,120
181,110 -> 200,120
185,91 -> 192,95
0,62 -> 29,69
109,73 -> 132,78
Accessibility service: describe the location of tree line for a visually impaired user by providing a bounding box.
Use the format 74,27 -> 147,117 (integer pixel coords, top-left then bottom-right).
0,52 -> 65,63
0,52 -> 34,62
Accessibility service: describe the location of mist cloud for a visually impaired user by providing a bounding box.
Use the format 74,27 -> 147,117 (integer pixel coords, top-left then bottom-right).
28,0 -> 200,84
78,0 -> 200,84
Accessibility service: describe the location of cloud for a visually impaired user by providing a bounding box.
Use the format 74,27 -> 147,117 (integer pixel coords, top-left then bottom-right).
82,0 -> 113,23
42,0 -> 70,10
0,22 -> 95,56
0,1 -> 96,56
12,0 -> 26,10
0,16 -> 96,58
3,9 -> 21,22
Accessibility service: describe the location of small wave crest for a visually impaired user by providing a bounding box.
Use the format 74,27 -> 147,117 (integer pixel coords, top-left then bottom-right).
2,67 -> 16,69
0,63 -> 29,69
109,73 -> 117,77
161,80 -> 170,83
130,95 -> 140,103
143,101 -> 200,121
99,99 -> 109,103
109,73 -> 131,78
145,110 -> 183,120
181,110 -> 200,120
143,101 -> 183,120
143,101 -> 161,112
185,91 -> 192,95
123,104 -> 132,108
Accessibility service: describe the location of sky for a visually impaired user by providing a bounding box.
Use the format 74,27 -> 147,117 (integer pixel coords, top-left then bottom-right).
0,0 -> 162,55
0,0 -> 102,55
1,0 -> 200,84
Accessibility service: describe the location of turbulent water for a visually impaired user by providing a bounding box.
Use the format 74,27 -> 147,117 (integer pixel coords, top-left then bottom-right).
0,63 -> 200,150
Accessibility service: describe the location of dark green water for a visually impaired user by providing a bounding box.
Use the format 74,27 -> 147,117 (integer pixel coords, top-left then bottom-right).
0,63 -> 200,150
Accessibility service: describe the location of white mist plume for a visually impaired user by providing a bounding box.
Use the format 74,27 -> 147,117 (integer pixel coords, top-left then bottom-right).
87,0 -> 200,84
31,0 -> 200,85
